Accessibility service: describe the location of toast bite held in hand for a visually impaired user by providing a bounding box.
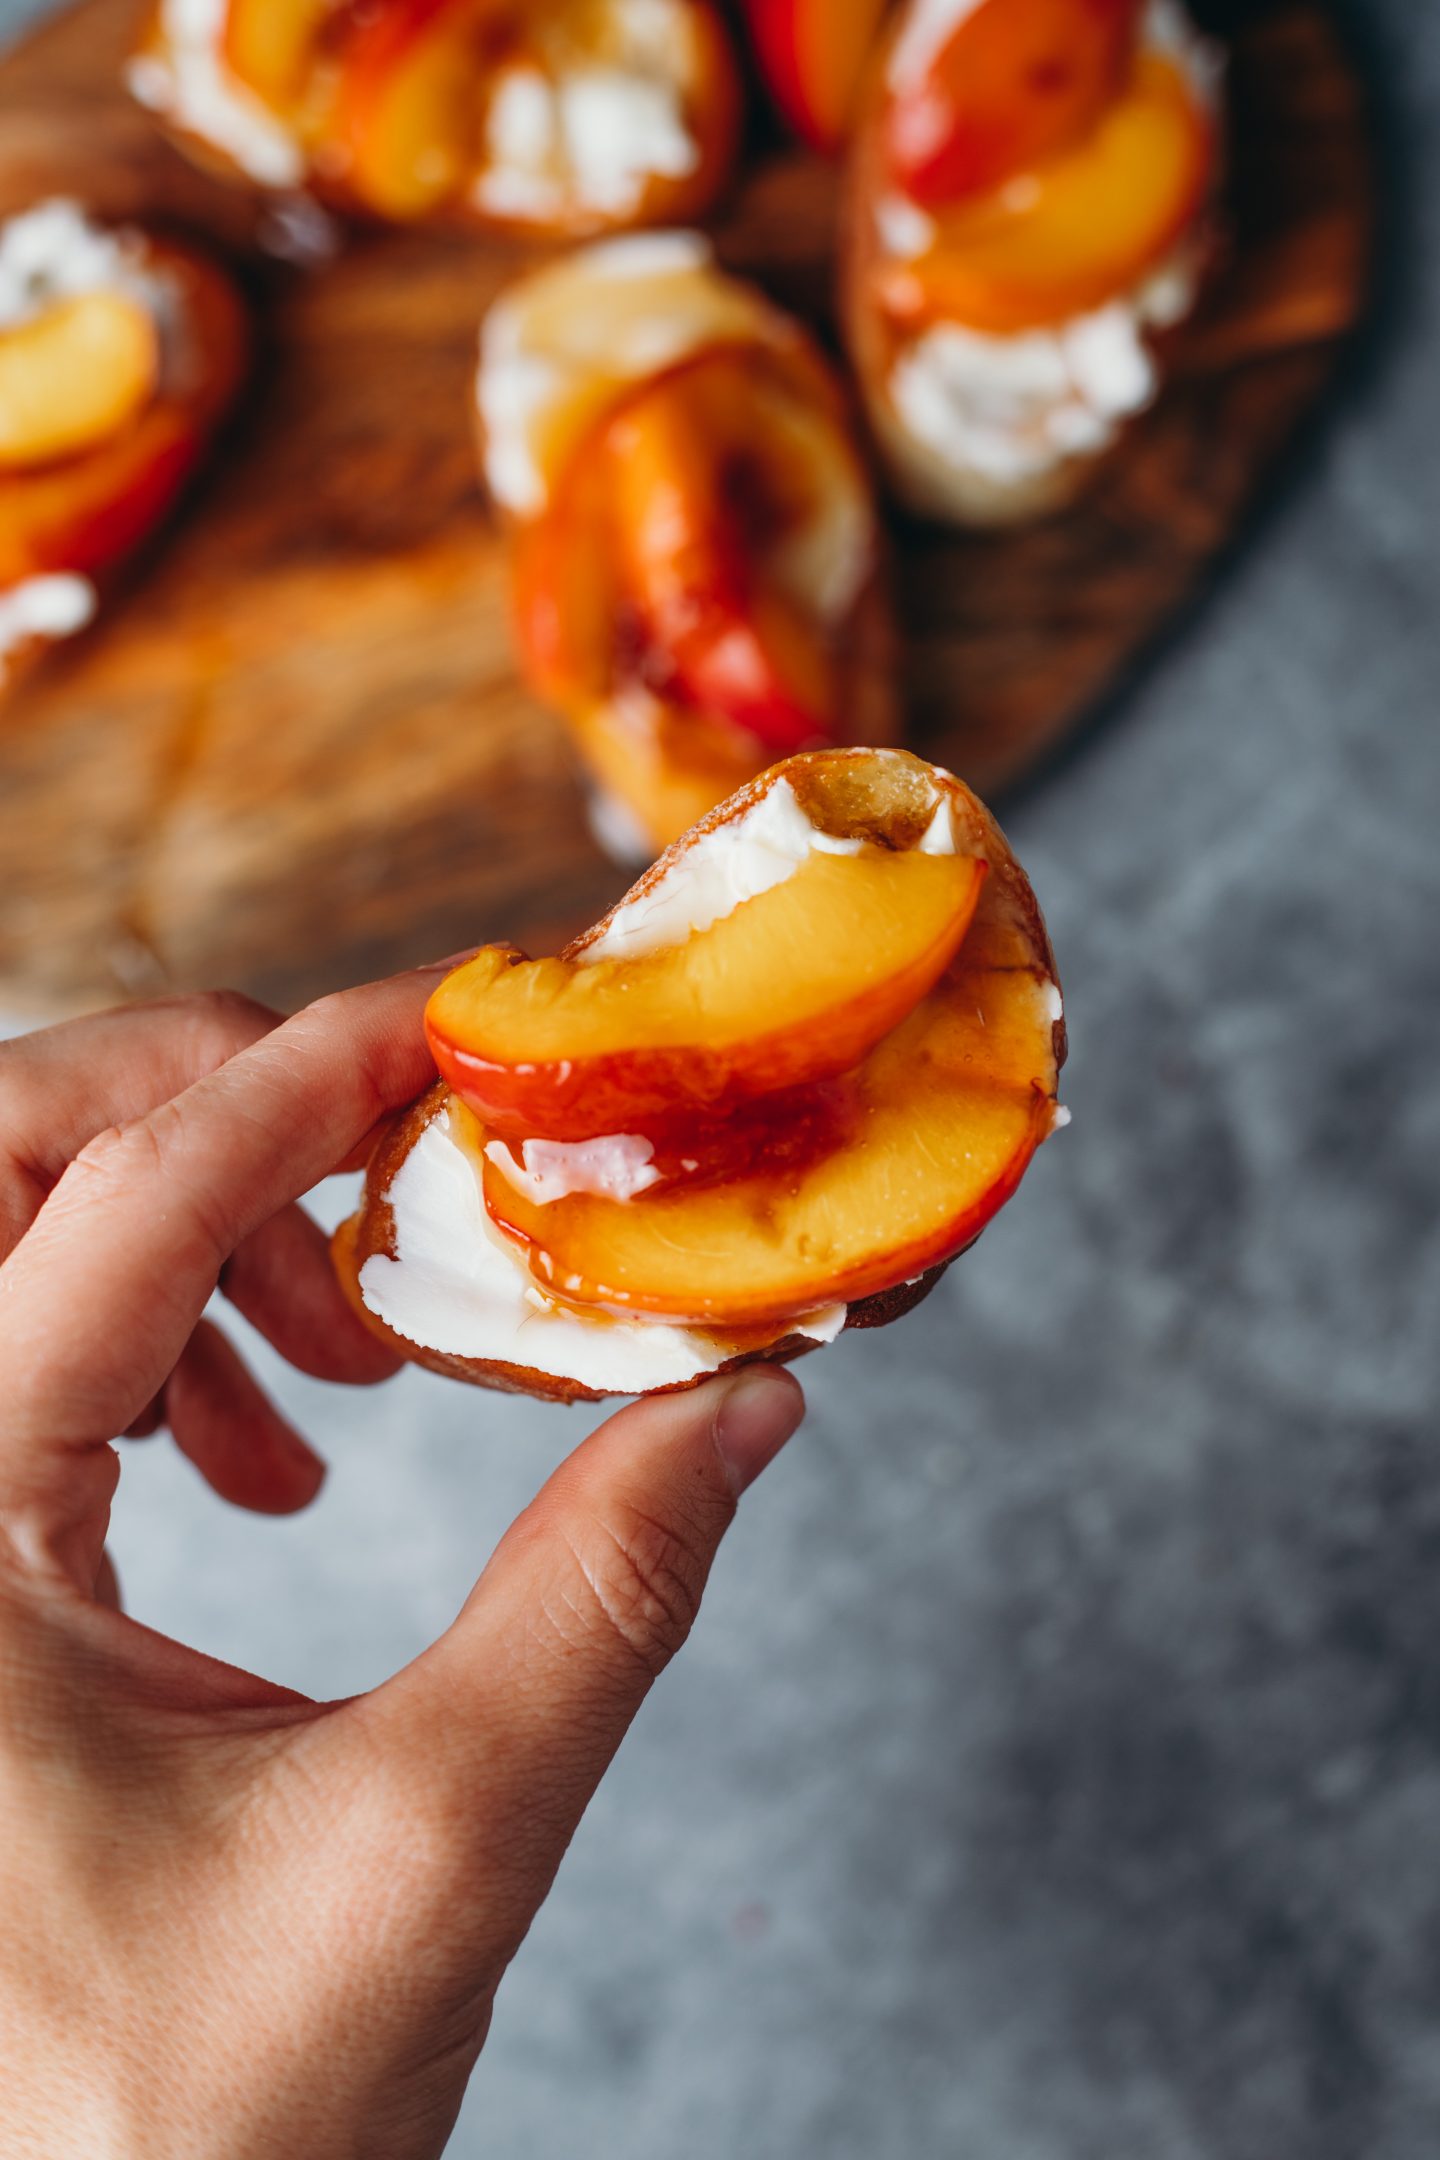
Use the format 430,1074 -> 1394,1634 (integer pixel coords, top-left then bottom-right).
336,747 -> 1067,1402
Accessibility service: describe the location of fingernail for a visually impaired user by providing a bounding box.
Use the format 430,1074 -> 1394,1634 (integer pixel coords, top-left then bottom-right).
275,1428 -> 327,1509
713,1368 -> 805,1497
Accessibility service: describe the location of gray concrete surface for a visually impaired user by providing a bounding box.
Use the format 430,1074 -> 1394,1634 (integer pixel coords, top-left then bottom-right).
3,1 -> 1439,2153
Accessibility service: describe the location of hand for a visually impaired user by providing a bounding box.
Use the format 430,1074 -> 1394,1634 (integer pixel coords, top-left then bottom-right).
0,977 -> 804,2159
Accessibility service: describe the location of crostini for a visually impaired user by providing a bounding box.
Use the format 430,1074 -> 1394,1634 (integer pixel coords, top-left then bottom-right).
476,231 -> 898,859
127,0 -> 741,237
0,198 -> 247,695
844,0 -> 1222,524
335,747 -> 1067,1402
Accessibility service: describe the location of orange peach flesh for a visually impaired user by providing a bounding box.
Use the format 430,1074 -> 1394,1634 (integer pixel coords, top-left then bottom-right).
223,0 -> 333,105
426,849 -> 988,1141
886,0 -> 1143,206
745,0 -> 890,152
484,961 -> 1057,1325
0,241 -> 247,592
881,49 -> 1213,335
428,750 -> 1062,1329
507,341 -> 876,848
334,0 -> 486,220
0,292 -> 159,472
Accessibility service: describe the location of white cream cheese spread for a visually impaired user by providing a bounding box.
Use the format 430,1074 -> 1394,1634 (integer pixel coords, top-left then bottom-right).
359,1106 -> 847,1393
587,779 -> 882,962
485,1132 -> 665,1206
0,199 -> 163,331
472,0 -> 701,225
126,0 -> 305,190
0,575 -> 97,680
475,61 -> 698,223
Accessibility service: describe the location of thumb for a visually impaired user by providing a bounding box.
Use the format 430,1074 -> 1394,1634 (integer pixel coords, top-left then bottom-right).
367,1367 -> 804,1923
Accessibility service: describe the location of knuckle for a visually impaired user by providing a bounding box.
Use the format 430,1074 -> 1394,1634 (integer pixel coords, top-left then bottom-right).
181,986 -> 277,1053
63,1105 -> 233,1268
576,1504 -> 712,1678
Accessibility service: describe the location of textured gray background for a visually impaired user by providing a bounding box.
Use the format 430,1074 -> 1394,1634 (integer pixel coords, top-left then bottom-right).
3,1 -> 1439,2153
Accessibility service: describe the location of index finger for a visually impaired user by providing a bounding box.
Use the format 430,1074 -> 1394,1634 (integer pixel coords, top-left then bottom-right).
0,968 -> 443,1535
0,991 -> 283,1262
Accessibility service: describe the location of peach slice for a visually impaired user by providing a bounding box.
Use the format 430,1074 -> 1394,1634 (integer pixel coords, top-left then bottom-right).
223,0 -> 333,106
0,291 -> 159,473
427,847 -> 987,1141
607,365 -> 840,754
743,0 -> 890,153
882,48 -> 1213,334
0,242 -> 248,593
332,0 -> 489,221
483,960 -> 1058,1325
885,0 -> 1143,207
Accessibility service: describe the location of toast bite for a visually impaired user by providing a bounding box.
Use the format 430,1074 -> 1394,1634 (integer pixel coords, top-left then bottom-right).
0,199 -> 247,694
337,748 -> 1066,1401
843,0 -> 1223,525
478,234 -> 898,861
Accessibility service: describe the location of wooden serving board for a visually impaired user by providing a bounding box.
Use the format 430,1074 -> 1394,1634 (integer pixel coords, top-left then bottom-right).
0,0 -> 1372,1017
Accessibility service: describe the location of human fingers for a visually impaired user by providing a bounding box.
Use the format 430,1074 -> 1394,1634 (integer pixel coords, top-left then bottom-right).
166,1320 -> 326,1516
0,968 -> 444,1583
0,992 -> 282,1262
360,1369 -> 805,1934
221,1203 -> 402,1386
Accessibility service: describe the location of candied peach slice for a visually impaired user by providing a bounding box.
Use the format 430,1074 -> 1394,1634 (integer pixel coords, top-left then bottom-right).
607,367 -> 840,754
482,959 -> 1060,1325
0,291 -> 159,472
426,847 -> 987,1142
883,50 -> 1213,334
0,241 -> 247,593
334,0 -> 486,220
223,0 -> 333,105
886,0 -> 1143,207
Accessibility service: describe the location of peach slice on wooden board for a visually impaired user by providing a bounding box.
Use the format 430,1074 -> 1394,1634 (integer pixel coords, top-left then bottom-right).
607,371 -> 840,755
885,0 -> 1143,207
0,291 -> 159,471
511,342 -> 875,765
881,48 -> 1214,334
331,0 -> 487,220
0,242 -> 248,589
741,0 -> 890,152
223,0 -> 333,106
483,961 -> 1059,1326
427,848 -> 988,1141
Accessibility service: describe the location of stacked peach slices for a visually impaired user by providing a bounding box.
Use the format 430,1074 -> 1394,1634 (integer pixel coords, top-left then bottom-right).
337,748 -> 1067,1402
0,199 -> 246,694
844,0 -> 1222,524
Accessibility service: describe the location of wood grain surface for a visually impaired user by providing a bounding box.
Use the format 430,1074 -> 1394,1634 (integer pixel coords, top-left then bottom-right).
0,0 -> 1373,1016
